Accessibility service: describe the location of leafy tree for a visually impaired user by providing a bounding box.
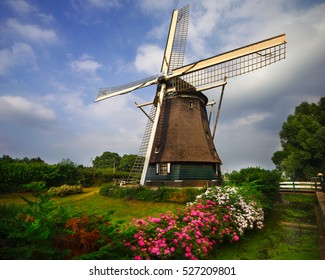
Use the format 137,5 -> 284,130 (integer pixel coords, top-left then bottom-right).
50,159 -> 79,186
226,167 -> 281,207
92,151 -> 121,169
118,154 -> 137,172
272,97 -> 325,180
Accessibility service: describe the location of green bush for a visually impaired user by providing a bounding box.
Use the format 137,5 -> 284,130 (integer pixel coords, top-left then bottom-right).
0,157 -> 129,194
47,184 -> 83,197
0,192 -> 71,259
226,167 -> 281,208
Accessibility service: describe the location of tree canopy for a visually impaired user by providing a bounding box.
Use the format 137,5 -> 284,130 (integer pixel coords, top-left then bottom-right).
272,97 -> 325,180
92,151 -> 137,172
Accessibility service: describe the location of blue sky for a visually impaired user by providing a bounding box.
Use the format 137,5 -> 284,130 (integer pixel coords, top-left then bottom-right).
0,0 -> 324,171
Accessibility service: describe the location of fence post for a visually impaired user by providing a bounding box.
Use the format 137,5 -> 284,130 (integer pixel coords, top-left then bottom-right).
293,181 -> 295,192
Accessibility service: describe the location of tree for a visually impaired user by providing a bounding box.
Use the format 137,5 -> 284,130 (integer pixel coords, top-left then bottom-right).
92,151 -> 121,169
272,97 -> 325,180
119,154 -> 137,172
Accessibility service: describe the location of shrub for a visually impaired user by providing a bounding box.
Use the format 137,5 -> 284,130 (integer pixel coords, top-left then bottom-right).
60,215 -> 103,258
124,185 -> 264,260
0,192 -> 71,259
226,167 -> 281,207
47,184 -> 83,197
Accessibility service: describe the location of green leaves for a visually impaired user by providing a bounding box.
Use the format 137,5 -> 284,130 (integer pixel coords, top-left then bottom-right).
273,97 -> 325,180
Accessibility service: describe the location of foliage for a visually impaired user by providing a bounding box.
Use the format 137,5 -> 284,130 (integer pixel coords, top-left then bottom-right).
0,190 -> 70,259
0,157 -> 80,193
124,185 -> 264,260
48,159 -> 80,186
58,213 -> 118,258
226,167 -> 281,208
92,151 -> 121,169
272,97 -> 325,180
119,154 -> 138,172
47,184 -> 83,197
99,184 -> 205,203
0,155 -> 129,194
92,151 -> 138,172
0,187 -> 118,259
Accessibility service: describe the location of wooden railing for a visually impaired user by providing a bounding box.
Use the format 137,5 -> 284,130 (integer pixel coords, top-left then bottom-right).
279,181 -> 322,192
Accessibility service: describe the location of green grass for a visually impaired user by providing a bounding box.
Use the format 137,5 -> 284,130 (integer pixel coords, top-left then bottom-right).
0,187 -> 183,224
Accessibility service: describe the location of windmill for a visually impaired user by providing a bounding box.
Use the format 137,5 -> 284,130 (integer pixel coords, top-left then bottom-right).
95,5 -> 286,187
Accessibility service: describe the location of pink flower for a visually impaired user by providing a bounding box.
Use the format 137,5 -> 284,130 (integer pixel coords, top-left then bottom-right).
138,240 -> 145,247
151,247 -> 159,254
183,217 -> 189,222
134,256 -> 142,260
234,235 -> 240,241
164,249 -> 170,255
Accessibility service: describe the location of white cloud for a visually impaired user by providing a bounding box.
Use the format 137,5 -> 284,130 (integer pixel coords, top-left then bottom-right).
87,0 -> 119,9
134,44 -> 163,74
71,0 -> 119,12
137,0 -> 175,12
70,54 -> 103,74
6,0 -> 33,14
6,18 -> 58,43
0,96 -> 56,127
6,0 -> 54,22
0,42 -> 37,75
232,112 -> 270,127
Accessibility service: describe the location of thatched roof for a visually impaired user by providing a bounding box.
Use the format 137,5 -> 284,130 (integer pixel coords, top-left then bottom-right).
149,89 -> 222,164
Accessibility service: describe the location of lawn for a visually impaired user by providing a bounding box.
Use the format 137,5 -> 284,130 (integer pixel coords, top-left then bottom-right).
0,187 -> 183,224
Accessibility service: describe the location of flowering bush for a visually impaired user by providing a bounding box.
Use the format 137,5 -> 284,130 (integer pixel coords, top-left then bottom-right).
47,184 -> 83,197
193,185 -> 264,235
125,185 -> 264,260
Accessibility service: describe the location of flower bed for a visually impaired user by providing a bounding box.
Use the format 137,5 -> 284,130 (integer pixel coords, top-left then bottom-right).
124,185 -> 264,260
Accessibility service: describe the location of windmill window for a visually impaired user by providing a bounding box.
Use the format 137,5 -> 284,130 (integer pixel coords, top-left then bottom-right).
160,163 -> 168,175
157,163 -> 171,175
155,146 -> 160,153
189,102 -> 193,108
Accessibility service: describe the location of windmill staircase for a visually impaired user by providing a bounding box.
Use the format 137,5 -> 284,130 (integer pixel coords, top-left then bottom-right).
127,105 -> 157,184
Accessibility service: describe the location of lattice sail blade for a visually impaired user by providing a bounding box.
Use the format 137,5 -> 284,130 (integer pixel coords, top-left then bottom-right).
95,74 -> 160,102
170,34 -> 287,92
169,4 -> 189,72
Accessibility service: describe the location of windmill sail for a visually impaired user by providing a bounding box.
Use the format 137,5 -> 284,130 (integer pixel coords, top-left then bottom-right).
170,34 -> 286,92
168,4 -> 189,73
95,74 -> 160,102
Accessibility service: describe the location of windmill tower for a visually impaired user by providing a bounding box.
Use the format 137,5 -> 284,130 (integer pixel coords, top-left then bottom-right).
95,5 -> 286,187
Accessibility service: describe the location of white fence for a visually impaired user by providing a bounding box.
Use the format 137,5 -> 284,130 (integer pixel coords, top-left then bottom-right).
279,181 -> 322,192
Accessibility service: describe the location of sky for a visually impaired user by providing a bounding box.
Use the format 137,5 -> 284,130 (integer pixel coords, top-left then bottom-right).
0,0 -> 324,172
